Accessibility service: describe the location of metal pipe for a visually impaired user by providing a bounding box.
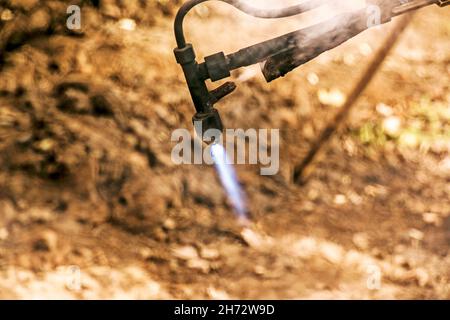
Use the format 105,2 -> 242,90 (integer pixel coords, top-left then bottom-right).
261,0 -> 442,81
226,9 -> 369,75
175,0 -> 330,48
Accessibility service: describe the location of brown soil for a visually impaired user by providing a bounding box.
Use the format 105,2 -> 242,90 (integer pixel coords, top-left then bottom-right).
0,0 -> 449,299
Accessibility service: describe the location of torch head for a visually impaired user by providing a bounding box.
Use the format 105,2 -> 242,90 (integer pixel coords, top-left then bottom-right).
175,43 -> 235,144
193,108 -> 224,144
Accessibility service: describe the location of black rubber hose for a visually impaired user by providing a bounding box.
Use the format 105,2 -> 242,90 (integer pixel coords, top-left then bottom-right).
174,0 -> 330,48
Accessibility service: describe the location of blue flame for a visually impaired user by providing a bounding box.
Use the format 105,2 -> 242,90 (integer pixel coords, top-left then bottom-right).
210,143 -> 247,220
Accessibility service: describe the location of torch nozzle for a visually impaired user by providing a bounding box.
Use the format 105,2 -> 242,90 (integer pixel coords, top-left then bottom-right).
193,109 -> 224,144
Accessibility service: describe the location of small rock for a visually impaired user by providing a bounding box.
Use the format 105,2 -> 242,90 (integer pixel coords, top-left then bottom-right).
320,243 -> 344,264
376,103 -> 394,117
35,138 -> 55,152
348,192 -> 363,205
317,88 -> 345,107
152,227 -> 167,242
0,228 -> 9,241
163,218 -> 176,230
399,132 -> 419,148
382,116 -> 402,137
146,281 -> 162,297
290,237 -> 317,258
241,228 -> 271,249
344,250 -> 362,265
118,18 -> 136,31
352,232 -> 369,250
415,268 -> 430,287
207,287 -> 230,300
172,246 -> 198,260
1,9 -> 14,21
138,248 -> 152,259
200,247 -> 220,260
364,185 -> 387,197
307,189 -> 319,201
439,157 -> 450,172
307,72 -> 319,85
254,265 -> 266,275
187,259 -> 210,273
333,194 -> 347,205
422,212 -> 441,226
408,228 -> 424,241
28,208 -> 53,222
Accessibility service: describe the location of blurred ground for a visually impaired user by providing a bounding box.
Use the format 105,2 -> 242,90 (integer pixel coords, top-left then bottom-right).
0,0 -> 449,299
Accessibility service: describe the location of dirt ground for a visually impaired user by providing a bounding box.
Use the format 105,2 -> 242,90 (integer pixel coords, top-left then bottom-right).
0,1 -> 449,299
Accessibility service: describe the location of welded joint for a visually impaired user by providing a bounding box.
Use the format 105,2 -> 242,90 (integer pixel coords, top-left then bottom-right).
204,52 -> 230,82
174,44 -> 196,65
